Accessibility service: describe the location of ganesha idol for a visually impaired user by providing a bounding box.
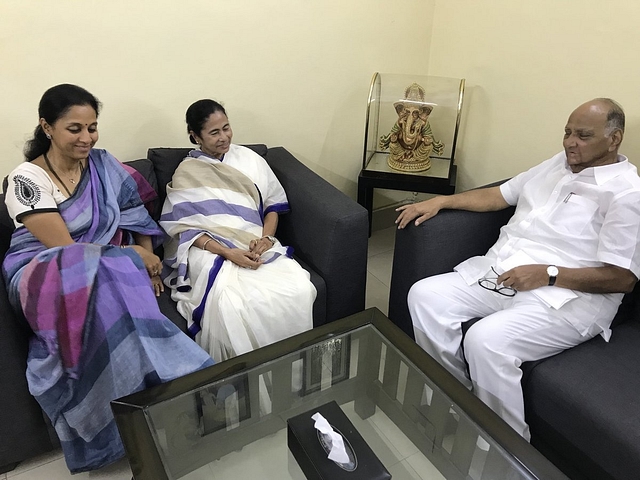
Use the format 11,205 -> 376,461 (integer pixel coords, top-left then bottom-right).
379,83 -> 444,172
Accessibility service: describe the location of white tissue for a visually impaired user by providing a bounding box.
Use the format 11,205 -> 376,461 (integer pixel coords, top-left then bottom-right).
311,412 -> 350,464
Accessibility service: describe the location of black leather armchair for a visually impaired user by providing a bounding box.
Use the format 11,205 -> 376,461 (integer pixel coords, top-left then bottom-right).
388,204 -> 640,480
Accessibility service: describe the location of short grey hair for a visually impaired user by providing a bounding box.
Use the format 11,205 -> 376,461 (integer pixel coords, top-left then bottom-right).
595,98 -> 625,136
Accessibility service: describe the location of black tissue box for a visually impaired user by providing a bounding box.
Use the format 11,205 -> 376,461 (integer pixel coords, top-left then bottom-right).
287,401 -> 392,480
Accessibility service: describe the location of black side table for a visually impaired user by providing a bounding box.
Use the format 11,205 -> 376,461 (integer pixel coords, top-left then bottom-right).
357,157 -> 457,236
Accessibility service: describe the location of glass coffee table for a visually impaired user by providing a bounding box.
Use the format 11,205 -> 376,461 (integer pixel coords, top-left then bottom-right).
112,308 -> 567,480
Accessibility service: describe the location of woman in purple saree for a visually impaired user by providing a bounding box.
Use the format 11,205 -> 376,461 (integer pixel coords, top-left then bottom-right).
2,84 -> 212,473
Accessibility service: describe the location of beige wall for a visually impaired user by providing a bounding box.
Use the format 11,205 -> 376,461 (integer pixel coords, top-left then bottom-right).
4,1 -> 637,202
0,0 -> 435,197
429,0 -> 640,191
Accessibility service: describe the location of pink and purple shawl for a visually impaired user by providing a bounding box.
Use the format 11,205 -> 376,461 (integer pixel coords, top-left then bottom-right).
2,149 -> 213,473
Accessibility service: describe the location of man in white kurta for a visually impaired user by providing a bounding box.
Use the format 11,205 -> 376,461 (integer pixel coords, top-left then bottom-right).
395,98 -> 640,440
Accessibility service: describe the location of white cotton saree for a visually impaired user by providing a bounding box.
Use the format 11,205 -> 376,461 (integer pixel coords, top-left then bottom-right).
160,145 -> 315,362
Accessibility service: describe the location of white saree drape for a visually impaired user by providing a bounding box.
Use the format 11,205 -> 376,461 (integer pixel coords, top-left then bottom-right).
160,145 -> 315,362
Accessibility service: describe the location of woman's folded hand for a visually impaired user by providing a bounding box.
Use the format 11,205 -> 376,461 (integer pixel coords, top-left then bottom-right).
249,236 -> 274,256
224,248 -> 264,270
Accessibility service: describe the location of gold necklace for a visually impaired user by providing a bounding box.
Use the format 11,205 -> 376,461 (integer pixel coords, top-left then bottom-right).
43,152 -> 84,196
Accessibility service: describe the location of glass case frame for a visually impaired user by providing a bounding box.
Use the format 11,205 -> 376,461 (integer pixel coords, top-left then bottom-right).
362,73 -> 465,175
357,73 -> 466,235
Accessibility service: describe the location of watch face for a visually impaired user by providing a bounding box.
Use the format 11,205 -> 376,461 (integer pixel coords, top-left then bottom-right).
547,266 -> 559,277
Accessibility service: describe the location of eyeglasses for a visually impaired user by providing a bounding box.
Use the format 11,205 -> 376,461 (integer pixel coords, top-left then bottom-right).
478,267 -> 517,297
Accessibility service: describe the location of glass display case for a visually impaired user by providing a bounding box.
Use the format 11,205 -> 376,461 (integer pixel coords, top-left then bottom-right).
358,73 -> 465,234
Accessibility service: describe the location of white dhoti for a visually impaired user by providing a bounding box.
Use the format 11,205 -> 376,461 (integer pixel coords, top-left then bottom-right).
408,272 -> 596,440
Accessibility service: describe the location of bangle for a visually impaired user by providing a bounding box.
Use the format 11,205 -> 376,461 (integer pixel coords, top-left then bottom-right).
263,235 -> 277,245
202,238 -> 213,251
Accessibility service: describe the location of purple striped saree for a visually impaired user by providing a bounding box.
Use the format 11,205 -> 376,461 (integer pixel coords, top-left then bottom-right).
2,150 -> 213,473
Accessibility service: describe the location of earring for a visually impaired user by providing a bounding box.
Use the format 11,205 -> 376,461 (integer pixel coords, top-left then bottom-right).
45,133 -> 51,139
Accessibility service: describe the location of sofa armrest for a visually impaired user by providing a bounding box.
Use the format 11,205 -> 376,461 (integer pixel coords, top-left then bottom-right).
388,207 -> 515,337
0,274 -> 54,470
266,147 -> 368,324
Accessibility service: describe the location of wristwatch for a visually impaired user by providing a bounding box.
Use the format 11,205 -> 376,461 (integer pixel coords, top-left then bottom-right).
264,235 -> 277,245
547,265 -> 559,286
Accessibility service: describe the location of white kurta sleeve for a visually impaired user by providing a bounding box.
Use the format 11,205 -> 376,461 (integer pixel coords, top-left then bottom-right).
597,189 -> 640,278
500,153 -> 564,206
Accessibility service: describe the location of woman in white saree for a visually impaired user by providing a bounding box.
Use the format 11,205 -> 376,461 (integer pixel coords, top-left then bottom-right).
160,100 -> 315,362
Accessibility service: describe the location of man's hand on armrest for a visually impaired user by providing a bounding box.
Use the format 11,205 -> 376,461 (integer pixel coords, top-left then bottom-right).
395,186 -> 510,229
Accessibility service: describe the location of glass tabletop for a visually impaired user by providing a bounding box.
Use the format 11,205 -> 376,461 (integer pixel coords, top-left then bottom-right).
112,308 -> 567,480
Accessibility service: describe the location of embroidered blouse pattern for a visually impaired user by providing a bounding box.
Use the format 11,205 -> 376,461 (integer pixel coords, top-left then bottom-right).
13,175 -> 41,209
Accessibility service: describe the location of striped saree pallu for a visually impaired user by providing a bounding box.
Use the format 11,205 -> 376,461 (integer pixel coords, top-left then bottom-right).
161,156 -> 293,300
160,155 -> 314,360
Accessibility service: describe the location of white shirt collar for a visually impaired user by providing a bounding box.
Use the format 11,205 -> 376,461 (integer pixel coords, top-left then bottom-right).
563,154 -> 629,185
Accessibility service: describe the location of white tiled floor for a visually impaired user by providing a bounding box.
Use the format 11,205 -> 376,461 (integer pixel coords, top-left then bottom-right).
365,225 -> 396,316
6,226 -> 398,480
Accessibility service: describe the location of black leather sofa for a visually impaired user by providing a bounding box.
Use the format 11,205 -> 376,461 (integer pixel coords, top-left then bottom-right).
388,205 -> 640,480
0,144 -> 368,474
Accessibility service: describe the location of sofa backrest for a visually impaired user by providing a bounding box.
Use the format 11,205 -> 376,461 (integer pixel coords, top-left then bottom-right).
146,148 -> 191,210
611,280 -> 640,328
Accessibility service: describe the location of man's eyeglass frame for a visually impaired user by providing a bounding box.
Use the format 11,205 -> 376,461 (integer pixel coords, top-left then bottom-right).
478,267 -> 517,297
